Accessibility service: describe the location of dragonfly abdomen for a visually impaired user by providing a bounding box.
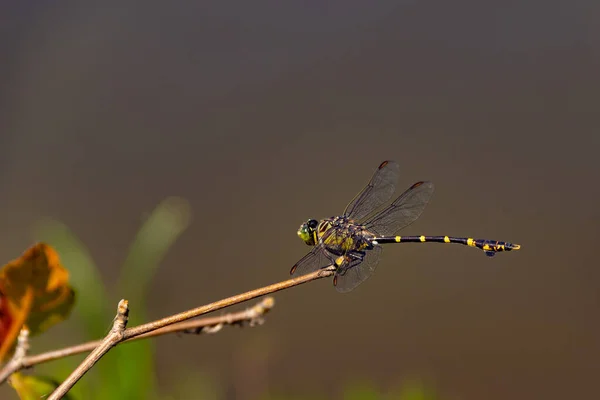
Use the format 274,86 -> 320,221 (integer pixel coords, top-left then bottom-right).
372,235 -> 521,257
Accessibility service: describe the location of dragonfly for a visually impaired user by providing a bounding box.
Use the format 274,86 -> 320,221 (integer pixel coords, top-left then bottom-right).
290,160 -> 521,292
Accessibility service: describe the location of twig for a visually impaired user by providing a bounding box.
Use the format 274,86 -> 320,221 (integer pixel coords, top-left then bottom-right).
123,266 -> 334,340
50,267 -> 334,399
175,296 -> 274,335
2,328 -> 30,386
13,328 -> 30,360
47,299 -> 130,400
0,297 -> 275,384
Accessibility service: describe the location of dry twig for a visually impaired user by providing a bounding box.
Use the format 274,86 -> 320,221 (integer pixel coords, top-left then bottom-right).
124,266 -> 334,340
0,297 -> 275,384
2,328 -> 30,387
44,266 -> 333,399
47,299 -> 130,400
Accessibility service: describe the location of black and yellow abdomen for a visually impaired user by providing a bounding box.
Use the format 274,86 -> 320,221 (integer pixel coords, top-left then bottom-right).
372,235 -> 521,257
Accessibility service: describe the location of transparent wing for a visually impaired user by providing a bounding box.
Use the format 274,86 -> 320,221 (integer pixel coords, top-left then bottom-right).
333,246 -> 382,293
363,181 -> 435,236
290,244 -> 335,276
343,160 -> 400,222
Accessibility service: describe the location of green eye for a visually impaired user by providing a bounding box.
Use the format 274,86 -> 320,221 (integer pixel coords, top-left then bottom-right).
297,222 -> 316,246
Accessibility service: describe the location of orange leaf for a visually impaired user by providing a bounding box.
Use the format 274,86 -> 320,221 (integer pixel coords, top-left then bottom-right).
0,243 -> 76,360
0,288 -> 15,348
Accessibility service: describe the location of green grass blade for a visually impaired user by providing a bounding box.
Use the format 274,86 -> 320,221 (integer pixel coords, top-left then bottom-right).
117,196 -> 192,306
109,196 -> 192,400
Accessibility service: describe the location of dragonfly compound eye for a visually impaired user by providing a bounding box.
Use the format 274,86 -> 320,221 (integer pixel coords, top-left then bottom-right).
297,222 -> 316,246
307,219 -> 319,229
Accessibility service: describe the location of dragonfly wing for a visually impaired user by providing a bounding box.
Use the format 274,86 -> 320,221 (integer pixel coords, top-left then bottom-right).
290,244 -> 335,276
363,181 -> 435,236
343,160 -> 400,222
333,246 -> 382,293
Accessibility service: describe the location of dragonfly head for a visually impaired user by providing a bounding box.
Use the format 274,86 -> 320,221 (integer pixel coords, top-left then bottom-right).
297,219 -> 319,246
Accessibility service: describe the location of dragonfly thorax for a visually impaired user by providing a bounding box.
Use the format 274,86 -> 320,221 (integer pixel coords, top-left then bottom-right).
296,215 -> 376,256
319,216 -> 375,255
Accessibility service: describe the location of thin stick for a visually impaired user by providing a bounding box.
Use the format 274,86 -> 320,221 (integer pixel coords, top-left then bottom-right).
137,295 -> 274,337
49,267 -> 334,399
0,297 -> 275,383
2,328 -> 30,387
124,266 -> 334,340
47,300 -> 130,400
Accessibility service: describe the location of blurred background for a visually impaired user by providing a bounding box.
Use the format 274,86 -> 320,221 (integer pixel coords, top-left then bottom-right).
1,1 -> 599,399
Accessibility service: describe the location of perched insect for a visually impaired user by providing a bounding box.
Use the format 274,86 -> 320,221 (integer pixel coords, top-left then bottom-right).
290,160 -> 520,292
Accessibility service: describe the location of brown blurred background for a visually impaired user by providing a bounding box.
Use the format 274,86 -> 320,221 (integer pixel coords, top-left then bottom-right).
1,1 -> 599,399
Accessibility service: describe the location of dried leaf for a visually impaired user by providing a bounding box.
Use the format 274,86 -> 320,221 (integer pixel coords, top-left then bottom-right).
0,289 -> 15,349
0,243 -> 75,360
